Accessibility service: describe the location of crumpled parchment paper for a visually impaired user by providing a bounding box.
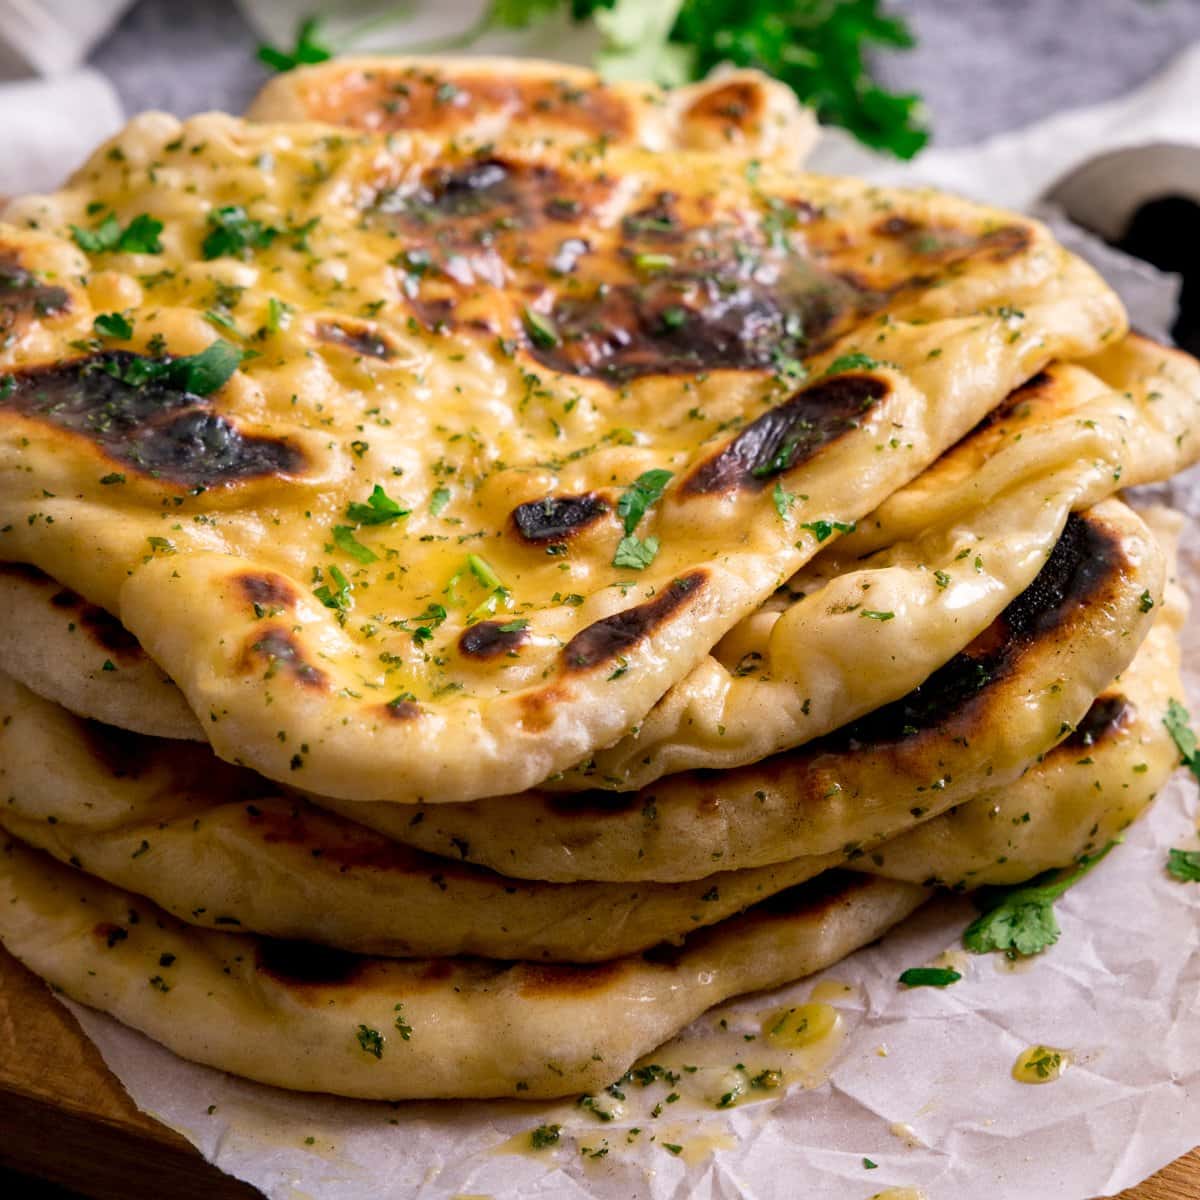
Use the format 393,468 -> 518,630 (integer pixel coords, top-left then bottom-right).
44,35 -> 1200,1200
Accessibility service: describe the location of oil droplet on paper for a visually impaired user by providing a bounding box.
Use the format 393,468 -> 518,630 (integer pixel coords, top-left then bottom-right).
762,1001 -> 841,1049
888,1122 -> 925,1149
932,949 -> 970,974
491,1129 -> 559,1160
656,1124 -> 737,1165
810,979 -> 858,1003
868,1189 -> 928,1200
1012,1044 -> 1072,1084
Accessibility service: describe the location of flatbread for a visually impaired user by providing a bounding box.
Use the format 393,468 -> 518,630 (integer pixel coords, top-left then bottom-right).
0,563 -> 203,740
0,837 -> 925,1099
326,499 -> 1164,880
247,56 -> 819,165
559,333 -> 1200,789
862,507 -> 1187,887
1,505 -> 1175,954
6,335 -> 1190,782
0,105 -> 1122,805
0,672 -> 843,960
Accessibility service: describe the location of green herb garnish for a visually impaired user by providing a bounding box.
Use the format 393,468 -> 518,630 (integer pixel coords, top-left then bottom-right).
898,966 -> 961,988
1164,698 -> 1200,782
257,16 -> 333,72
346,484 -> 410,526
332,525 -> 378,564
799,518 -> 855,543
613,534 -> 660,571
617,468 -> 673,535
963,843 -> 1115,959
1167,849 -> 1200,882
529,1124 -> 562,1150
93,312 -> 133,340
355,1024 -> 384,1059
202,205 -> 277,260
72,212 -> 163,255
824,351 -> 880,375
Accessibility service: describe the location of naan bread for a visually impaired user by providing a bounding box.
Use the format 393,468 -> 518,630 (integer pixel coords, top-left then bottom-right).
0,672 -> 843,960
327,499 -> 1164,880
1,335 -> 1191,788
0,107 -> 1121,805
0,563 -> 202,740
560,334 -> 1200,789
0,837 -> 924,1100
863,508 -> 1186,887
247,56 -> 819,165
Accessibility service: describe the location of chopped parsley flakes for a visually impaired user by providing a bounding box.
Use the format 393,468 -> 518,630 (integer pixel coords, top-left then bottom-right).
355,1024 -> 384,1059
799,518 -> 855,544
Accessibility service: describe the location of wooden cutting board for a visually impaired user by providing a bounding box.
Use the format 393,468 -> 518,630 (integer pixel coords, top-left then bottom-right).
0,945 -> 1194,1200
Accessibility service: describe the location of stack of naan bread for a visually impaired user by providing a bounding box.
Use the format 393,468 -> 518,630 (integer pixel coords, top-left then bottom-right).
0,58 -> 1194,1101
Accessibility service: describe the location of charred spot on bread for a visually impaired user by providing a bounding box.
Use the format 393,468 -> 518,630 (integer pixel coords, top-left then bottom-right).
563,573 -> 706,672
511,494 -> 609,544
246,628 -> 326,688
683,374 -> 888,494
0,252 -> 69,331
458,620 -> 528,660
0,353 -> 304,488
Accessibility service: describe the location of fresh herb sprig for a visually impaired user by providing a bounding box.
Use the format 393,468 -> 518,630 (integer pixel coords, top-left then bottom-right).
963,843 -> 1115,959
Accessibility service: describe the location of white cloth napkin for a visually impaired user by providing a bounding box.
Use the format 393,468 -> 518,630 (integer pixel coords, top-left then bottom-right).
0,0 -> 132,78
0,68 -> 123,195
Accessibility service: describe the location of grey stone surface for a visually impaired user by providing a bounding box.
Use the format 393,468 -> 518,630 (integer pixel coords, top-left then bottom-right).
88,0 -> 1200,144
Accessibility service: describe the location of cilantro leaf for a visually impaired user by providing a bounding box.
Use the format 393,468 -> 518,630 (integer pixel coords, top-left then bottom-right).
1167,848 -> 1200,882
429,486 -> 452,516
257,17 -> 333,72
332,525 -> 378,564
203,206 -> 277,260
824,352 -> 880,376
346,484 -> 410,526
1164,698 -> 1200,782
772,480 -> 796,520
117,214 -> 165,254
93,312 -> 133,340
613,533 -> 660,570
98,339 -> 242,396
522,306 -> 561,349
963,843 -> 1115,959
529,1123 -> 562,1150
898,966 -> 961,988
166,340 -> 243,396
313,564 -> 353,611
355,1024 -> 384,1059
799,518 -> 855,543
466,554 -> 505,592
617,468 -> 674,535
71,212 -> 163,255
